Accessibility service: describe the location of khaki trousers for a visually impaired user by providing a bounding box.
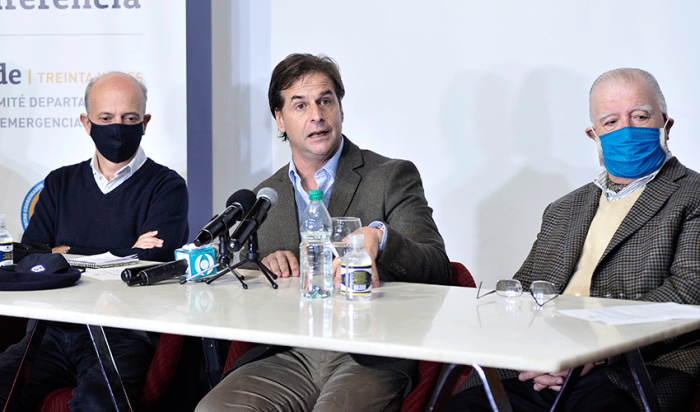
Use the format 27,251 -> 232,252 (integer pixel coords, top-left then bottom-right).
196,347 -> 408,412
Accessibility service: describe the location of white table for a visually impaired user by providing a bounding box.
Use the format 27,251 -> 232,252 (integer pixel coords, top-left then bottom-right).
2,269 -> 699,370
2,268 -> 699,411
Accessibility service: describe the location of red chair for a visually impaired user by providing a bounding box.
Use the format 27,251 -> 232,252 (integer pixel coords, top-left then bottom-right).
449,261 -> 476,289
221,340 -> 254,374
402,262 -> 475,412
218,261 -> 476,412
687,385 -> 700,411
399,360 -> 444,412
36,332 -> 187,412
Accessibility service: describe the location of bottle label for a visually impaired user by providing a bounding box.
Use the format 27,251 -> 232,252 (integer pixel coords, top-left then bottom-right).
0,242 -> 13,266
341,264 -> 372,296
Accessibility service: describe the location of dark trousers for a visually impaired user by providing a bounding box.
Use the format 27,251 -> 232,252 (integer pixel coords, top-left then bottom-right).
445,367 -> 637,412
0,321 -> 154,412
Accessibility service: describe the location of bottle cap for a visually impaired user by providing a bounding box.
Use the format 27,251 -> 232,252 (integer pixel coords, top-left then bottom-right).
309,190 -> 323,201
349,234 -> 364,248
0,214 -> 5,227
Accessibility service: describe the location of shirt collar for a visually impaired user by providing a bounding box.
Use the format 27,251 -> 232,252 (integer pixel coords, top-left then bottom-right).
288,136 -> 344,192
594,154 -> 671,202
90,146 -> 147,181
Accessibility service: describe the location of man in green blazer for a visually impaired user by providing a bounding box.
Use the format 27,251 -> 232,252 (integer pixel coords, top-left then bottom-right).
197,54 -> 451,412
447,69 -> 700,412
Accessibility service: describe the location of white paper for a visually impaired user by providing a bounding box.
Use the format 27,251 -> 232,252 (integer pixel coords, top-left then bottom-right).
69,252 -> 137,265
558,302 -> 700,325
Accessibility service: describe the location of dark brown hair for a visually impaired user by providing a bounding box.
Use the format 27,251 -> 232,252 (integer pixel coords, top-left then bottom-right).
268,53 -> 345,141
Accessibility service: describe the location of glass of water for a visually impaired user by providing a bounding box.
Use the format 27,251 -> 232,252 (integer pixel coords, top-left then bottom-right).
331,217 -> 362,258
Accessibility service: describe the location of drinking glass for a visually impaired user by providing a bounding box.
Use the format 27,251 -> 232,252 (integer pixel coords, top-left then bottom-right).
331,217 -> 362,258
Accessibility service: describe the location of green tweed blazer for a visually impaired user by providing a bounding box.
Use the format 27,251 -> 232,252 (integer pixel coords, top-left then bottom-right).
252,136 -> 451,285
511,156 -> 700,411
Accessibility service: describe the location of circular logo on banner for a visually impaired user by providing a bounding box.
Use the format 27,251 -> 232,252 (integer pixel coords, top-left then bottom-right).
194,253 -> 216,276
21,181 -> 44,230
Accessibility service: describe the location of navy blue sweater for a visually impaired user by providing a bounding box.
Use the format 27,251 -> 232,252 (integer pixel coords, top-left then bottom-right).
22,158 -> 189,262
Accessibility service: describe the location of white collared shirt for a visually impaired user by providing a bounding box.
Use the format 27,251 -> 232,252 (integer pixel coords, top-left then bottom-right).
90,146 -> 147,194
593,154 -> 671,202
286,137 -> 387,252
288,137 -> 345,213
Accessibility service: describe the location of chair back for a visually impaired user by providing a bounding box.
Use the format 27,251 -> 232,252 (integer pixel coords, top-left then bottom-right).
37,333 -> 186,412
450,262 -> 475,288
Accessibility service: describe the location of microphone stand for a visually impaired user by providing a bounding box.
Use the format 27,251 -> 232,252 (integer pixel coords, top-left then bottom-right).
205,232 -> 278,289
195,230 -> 248,288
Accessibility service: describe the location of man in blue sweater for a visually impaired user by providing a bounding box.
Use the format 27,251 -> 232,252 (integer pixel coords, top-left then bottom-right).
0,72 -> 189,411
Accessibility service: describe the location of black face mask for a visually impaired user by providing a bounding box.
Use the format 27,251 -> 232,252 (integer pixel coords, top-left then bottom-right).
89,121 -> 143,163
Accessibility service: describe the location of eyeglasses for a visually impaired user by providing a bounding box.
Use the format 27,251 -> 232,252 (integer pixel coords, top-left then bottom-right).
477,279 -> 559,307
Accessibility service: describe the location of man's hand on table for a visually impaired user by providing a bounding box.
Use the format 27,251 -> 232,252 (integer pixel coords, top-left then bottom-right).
262,226 -> 384,287
262,250 -> 300,278
132,230 -> 164,249
519,362 -> 595,391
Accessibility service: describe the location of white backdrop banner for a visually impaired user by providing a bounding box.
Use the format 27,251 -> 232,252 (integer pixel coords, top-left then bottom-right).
0,0 -> 187,241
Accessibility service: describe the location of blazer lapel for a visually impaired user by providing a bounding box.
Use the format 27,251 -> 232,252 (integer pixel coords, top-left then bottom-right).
601,159 -> 683,262
328,138 -> 363,217
269,166 -> 302,246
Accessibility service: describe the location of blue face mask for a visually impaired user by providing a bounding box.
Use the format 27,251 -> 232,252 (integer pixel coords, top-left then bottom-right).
597,122 -> 668,180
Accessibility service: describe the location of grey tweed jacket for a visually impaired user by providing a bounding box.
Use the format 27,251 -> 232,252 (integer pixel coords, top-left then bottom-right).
227,137 -> 451,394
507,156 -> 700,411
252,137 -> 451,284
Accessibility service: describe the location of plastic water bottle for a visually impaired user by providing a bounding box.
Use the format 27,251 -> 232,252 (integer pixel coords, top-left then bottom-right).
299,190 -> 333,298
0,214 -> 13,266
341,234 -> 372,300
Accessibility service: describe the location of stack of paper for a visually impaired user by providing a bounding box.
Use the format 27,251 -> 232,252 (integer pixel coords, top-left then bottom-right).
67,252 -> 139,269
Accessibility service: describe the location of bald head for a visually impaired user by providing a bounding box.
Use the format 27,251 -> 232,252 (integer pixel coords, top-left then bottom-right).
79,71 -> 152,151
84,72 -> 147,117
589,68 -> 666,123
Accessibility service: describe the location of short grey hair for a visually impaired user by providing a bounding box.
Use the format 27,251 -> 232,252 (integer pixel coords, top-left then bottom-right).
589,68 -> 667,123
84,72 -> 148,116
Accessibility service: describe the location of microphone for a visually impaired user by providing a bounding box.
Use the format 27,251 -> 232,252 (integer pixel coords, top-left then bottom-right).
193,189 -> 257,246
229,187 -> 278,252
121,263 -> 161,284
125,259 -> 189,286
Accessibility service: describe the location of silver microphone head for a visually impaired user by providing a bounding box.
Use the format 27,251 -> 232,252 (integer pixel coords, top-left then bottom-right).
257,187 -> 278,207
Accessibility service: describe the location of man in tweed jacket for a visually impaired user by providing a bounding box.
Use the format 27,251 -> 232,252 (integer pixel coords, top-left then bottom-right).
196,54 -> 450,412
447,69 -> 700,412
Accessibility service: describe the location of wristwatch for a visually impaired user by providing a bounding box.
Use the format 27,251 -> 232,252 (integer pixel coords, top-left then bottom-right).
370,221 -> 387,253
374,222 -> 386,235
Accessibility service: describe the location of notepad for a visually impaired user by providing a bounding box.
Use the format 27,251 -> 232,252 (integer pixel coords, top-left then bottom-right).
67,252 -> 139,269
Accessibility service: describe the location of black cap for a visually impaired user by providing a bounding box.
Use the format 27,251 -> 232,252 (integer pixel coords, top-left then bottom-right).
0,253 -> 81,291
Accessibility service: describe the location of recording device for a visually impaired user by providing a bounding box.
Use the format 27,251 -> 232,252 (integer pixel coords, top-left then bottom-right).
228,187 -> 279,252
125,259 -> 188,286
193,189 -> 257,247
